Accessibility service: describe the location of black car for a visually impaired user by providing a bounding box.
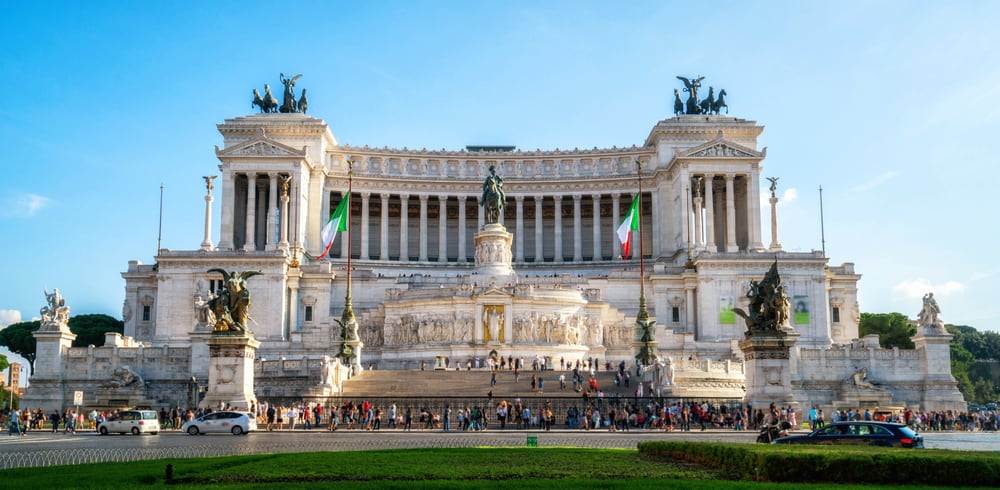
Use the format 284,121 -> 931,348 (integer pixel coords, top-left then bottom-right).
773,421 -> 923,448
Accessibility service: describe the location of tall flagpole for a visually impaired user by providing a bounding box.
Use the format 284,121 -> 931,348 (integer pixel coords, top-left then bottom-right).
818,185 -> 826,256
336,159 -> 361,374
634,159 -> 658,367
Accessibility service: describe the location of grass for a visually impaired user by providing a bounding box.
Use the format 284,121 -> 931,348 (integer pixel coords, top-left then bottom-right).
1,447 -> 973,489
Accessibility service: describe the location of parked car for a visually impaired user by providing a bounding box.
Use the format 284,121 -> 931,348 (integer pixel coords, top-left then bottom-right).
773,421 -> 923,448
182,411 -> 256,435
97,410 -> 160,435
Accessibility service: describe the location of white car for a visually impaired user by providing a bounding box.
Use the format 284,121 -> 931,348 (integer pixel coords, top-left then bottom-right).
98,410 -> 160,435
182,411 -> 256,435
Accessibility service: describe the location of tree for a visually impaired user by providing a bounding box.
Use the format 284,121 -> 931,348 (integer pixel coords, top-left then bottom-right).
859,312 -> 915,349
0,353 -> 8,373
68,314 -> 124,347
0,321 -> 39,375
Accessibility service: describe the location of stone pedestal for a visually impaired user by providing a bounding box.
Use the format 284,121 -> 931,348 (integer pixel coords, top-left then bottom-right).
201,334 -> 260,411
475,223 -> 514,278
913,330 -> 966,412
739,331 -> 799,413
20,324 -> 77,411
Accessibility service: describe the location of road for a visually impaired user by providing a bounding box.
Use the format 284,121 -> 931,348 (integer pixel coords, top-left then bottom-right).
1,428 -> 997,469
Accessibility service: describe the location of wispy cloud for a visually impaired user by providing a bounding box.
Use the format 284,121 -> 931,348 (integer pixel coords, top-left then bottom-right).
760,187 -> 798,208
892,278 -> 966,299
851,171 -> 898,193
970,268 -> 1000,282
0,309 -> 22,328
0,192 -> 53,218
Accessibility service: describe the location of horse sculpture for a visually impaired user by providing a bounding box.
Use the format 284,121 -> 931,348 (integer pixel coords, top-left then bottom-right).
673,89 -> 684,116
699,86 -> 715,114
711,89 -> 728,115
480,164 -> 505,224
252,85 -> 279,113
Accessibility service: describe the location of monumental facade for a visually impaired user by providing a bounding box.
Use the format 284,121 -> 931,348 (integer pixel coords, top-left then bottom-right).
22,78 -> 964,413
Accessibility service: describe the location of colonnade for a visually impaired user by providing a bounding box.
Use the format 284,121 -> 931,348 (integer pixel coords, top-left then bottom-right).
686,172 -> 763,252
328,191 -> 641,263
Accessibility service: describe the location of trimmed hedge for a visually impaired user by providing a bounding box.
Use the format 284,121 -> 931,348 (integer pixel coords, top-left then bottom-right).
638,441 -> 1000,486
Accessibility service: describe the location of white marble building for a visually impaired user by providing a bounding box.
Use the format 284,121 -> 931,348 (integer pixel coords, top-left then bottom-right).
24,106 -> 963,412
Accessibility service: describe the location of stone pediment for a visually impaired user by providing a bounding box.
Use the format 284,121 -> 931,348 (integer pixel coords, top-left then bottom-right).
476,286 -> 512,298
215,131 -> 307,158
682,138 -> 762,159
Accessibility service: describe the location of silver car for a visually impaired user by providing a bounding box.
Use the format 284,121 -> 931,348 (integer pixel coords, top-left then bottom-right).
182,411 -> 256,435
98,410 -> 160,435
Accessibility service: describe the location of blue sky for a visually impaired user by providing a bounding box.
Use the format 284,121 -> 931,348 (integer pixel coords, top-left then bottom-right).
2,1 -> 999,377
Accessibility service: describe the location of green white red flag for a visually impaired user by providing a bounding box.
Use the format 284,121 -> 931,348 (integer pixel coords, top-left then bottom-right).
616,195 -> 639,259
317,192 -> 350,259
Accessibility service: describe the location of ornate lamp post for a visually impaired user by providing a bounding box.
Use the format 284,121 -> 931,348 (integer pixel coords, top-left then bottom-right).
334,160 -> 363,375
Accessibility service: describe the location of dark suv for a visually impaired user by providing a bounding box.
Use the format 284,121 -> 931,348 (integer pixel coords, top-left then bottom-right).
773,421 -> 923,448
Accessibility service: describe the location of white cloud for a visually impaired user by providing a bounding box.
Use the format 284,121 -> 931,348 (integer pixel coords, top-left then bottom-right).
760,187 -> 798,208
851,171 -> 898,193
892,278 -> 966,299
970,269 -> 1000,282
0,310 -> 22,328
0,192 -> 53,218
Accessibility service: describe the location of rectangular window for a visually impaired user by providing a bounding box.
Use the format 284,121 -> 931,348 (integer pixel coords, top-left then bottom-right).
672,307 -> 680,323
305,305 -> 313,322
142,305 -> 151,322
832,307 -> 841,323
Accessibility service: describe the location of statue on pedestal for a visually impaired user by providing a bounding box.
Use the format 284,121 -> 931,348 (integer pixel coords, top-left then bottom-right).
917,292 -> 946,332
480,164 -> 505,224
207,269 -> 263,335
734,260 -> 791,336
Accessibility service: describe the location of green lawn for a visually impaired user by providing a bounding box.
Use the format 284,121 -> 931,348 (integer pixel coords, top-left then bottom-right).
0,447 -> 961,489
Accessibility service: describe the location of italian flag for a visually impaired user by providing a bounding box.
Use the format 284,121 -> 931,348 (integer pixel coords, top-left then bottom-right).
616,195 -> 639,259
316,192 -> 350,259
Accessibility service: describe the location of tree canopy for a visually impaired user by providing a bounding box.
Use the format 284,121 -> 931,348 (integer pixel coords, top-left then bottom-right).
0,315 -> 125,376
68,314 -> 124,348
859,312 -> 915,349
0,321 -> 39,375
0,353 -> 8,373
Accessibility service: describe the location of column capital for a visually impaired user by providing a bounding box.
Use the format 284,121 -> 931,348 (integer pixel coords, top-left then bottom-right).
703,172 -> 715,179
514,195 -> 525,203
591,193 -> 602,201
418,194 -> 429,202
380,192 -> 391,200
553,195 -> 563,202
399,193 -> 410,200
361,191 -> 371,199
611,192 -> 621,199
534,195 -> 544,203
572,193 -> 582,201
457,195 -> 468,202
268,171 -> 279,178
438,195 -> 448,203
725,172 -> 736,181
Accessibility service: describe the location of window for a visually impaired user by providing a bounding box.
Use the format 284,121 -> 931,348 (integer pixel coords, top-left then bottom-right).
305,305 -> 313,322
142,305 -> 151,322
671,307 -> 680,323
832,307 -> 840,323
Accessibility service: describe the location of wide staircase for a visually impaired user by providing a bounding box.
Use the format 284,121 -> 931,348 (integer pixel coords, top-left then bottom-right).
340,368 -> 637,398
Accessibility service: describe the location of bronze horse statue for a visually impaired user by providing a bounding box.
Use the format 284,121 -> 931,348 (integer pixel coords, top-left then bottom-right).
673,89 -> 684,116
711,89 -> 728,115
252,86 -> 279,113
699,86 -> 715,114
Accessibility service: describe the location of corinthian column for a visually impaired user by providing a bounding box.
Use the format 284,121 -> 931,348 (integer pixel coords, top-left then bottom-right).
360,192 -> 371,260
380,193 -> 390,260
266,172 -> 278,250
515,196 -> 525,262
438,195 -> 448,263
592,194 -> 602,261
457,196 -> 468,263
419,194 -> 429,261
399,194 -> 410,262
244,173 -> 257,251
554,196 -> 564,263
534,196 -> 544,262
572,194 -> 582,262
725,173 -> 738,253
611,193 -> 621,258
704,173 -> 716,252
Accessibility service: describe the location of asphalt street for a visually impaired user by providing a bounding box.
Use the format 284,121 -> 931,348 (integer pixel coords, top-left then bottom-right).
1,428 -> 997,469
